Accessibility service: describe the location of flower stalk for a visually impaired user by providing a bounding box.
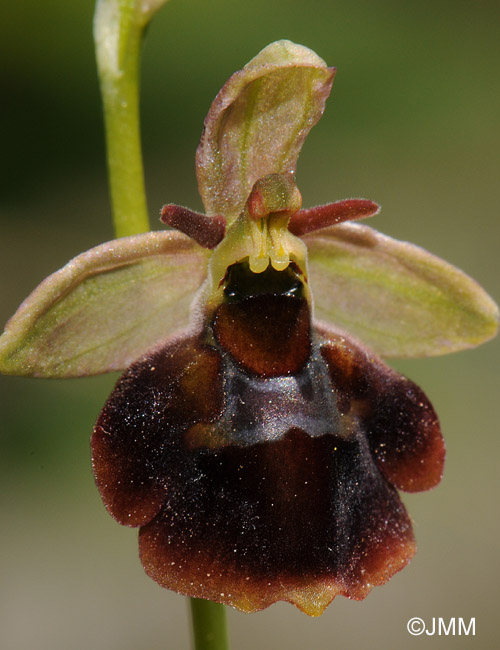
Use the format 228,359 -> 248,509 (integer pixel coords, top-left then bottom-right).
190,599 -> 229,650
94,0 -> 152,237
94,1 -> 230,647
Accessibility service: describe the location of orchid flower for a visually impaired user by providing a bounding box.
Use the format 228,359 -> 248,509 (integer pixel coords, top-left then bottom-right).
0,40 -> 497,616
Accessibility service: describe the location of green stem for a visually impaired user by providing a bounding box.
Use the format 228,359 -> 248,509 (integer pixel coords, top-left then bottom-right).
94,2 -> 230,648
190,598 -> 229,650
94,0 -> 150,237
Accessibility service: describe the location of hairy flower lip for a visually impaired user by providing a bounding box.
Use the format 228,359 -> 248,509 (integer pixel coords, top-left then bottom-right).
92,310 -> 443,614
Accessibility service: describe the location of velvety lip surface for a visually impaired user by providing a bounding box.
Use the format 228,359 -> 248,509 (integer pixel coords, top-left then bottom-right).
92,299 -> 443,614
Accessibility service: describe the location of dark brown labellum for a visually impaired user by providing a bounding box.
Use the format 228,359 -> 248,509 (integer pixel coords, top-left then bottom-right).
92,261 -> 444,614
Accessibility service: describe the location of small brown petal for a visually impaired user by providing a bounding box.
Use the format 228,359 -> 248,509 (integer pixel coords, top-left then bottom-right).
160,205 -> 226,249
288,199 -> 379,236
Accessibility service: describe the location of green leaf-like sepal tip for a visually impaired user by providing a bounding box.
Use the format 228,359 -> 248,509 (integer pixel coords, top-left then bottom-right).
305,223 -> 499,357
0,232 -> 208,377
196,40 -> 335,221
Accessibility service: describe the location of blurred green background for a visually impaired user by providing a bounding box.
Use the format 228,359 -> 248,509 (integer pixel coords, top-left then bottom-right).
1,0 -> 499,648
